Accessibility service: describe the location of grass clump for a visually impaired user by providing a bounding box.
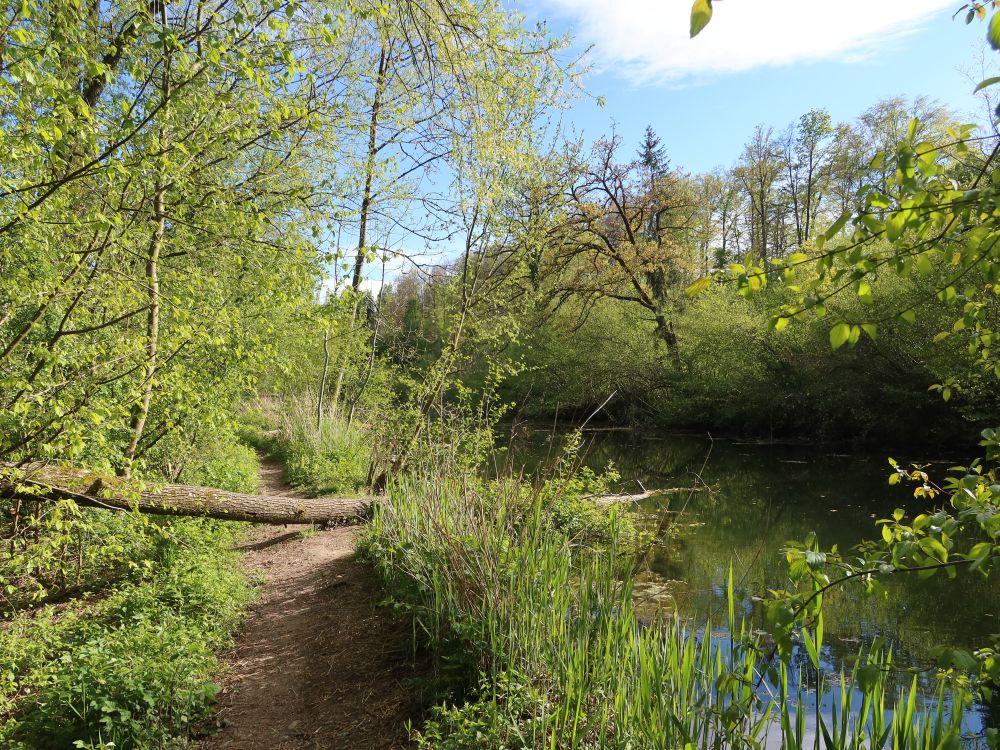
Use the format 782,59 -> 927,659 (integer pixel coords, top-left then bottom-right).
240,398 -> 370,496
179,439 -> 261,494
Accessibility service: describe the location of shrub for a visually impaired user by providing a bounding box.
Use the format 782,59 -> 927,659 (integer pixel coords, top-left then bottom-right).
0,519 -> 252,749
180,440 -> 261,494
282,417 -> 370,495
243,397 -> 370,495
0,426 -> 257,749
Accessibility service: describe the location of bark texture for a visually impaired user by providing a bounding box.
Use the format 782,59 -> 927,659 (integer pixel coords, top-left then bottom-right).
1,463 -> 373,525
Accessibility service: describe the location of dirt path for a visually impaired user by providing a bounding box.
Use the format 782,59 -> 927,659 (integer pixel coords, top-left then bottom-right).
198,461 -> 427,749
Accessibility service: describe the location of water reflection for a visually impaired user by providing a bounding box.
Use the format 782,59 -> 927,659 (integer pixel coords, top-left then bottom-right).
506,427 -> 1000,744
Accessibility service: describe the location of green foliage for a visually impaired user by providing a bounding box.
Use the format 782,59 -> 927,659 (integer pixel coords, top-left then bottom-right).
523,432 -> 639,548
414,672 -> 546,750
361,461 -> 967,749
0,422 -> 258,607
762,431 -> 1000,703
248,398 -> 371,496
179,440 -> 261,495
0,498 -> 161,610
693,102 -> 1000,705
0,519 -> 252,749
0,428 -> 256,747
506,272 -> 985,443
283,421 -> 370,496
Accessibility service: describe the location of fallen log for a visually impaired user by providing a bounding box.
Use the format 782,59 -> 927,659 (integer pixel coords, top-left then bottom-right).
584,487 -> 703,506
1,463 -> 374,525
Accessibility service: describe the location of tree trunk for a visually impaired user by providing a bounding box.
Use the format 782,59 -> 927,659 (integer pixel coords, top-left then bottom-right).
125,26 -> 170,473
2,464 -> 373,525
317,326 -> 331,429
124,182 -> 165,470
352,45 -> 388,292
654,313 -> 681,366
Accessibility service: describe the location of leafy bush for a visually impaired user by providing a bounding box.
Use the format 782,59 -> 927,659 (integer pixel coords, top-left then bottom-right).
180,439 -> 261,494
0,430 -> 257,748
243,397 -> 370,495
503,273 -> 990,447
283,417 -> 370,495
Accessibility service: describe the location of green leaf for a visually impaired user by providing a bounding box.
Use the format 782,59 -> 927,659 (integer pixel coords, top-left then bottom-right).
848,324 -> 861,346
917,536 -> 948,563
885,212 -> 906,241
690,0 -> 713,38
857,279 -> 874,304
989,12 -> 1000,51
802,629 -> 821,670
825,212 -> 849,239
975,76 -> 1000,93
949,649 -> 979,672
829,322 -> 850,350
857,664 -> 880,693
899,309 -> 916,324
685,275 -> 712,297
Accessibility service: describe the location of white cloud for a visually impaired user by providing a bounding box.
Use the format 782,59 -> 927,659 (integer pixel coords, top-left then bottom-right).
540,0 -> 955,84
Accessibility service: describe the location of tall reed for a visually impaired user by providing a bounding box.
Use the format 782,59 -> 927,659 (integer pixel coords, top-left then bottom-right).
360,468 -> 968,749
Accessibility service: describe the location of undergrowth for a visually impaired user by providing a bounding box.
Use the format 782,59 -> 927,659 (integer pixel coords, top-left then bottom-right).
0,440 -> 259,749
240,398 -> 370,496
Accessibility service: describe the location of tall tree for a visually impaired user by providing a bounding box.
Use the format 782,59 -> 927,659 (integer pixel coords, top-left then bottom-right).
637,125 -> 670,187
734,125 -> 786,266
545,135 -> 700,361
781,108 -> 834,247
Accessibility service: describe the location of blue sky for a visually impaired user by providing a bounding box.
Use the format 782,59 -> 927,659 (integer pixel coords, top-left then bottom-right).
530,0 -> 999,173
347,2 -> 1000,295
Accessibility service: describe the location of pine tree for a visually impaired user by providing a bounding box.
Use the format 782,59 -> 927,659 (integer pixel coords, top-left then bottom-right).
637,125 -> 669,180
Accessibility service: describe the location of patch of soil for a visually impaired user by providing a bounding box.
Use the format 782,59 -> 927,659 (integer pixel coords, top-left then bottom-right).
198,461 -> 429,749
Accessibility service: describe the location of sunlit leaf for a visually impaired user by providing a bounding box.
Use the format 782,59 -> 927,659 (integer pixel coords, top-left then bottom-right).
829,322 -> 850,350
974,75 -> 1000,92
685,275 -> 712,297
989,11 -> 1000,50
690,0 -> 713,38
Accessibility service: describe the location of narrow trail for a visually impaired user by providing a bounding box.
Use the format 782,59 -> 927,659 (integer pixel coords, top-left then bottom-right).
198,461 -> 428,749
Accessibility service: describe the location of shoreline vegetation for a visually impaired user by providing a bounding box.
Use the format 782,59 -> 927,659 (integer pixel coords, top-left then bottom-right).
3,0 -> 1000,747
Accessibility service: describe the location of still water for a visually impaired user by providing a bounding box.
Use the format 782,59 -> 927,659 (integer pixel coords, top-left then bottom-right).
506,427 -> 1000,744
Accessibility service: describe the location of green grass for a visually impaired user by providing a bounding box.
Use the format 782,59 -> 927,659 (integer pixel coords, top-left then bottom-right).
179,439 -> 261,494
240,398 -> 371,496
359,466 -> 968,749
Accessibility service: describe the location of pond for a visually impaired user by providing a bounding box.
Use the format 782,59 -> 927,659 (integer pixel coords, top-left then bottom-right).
505,426 -> 1000,745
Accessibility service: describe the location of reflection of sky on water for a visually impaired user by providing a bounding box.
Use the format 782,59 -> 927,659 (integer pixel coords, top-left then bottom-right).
507,428 -> 1000,747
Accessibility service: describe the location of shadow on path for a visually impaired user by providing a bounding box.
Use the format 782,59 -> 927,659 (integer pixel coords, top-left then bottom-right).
198,462 -> 429,749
